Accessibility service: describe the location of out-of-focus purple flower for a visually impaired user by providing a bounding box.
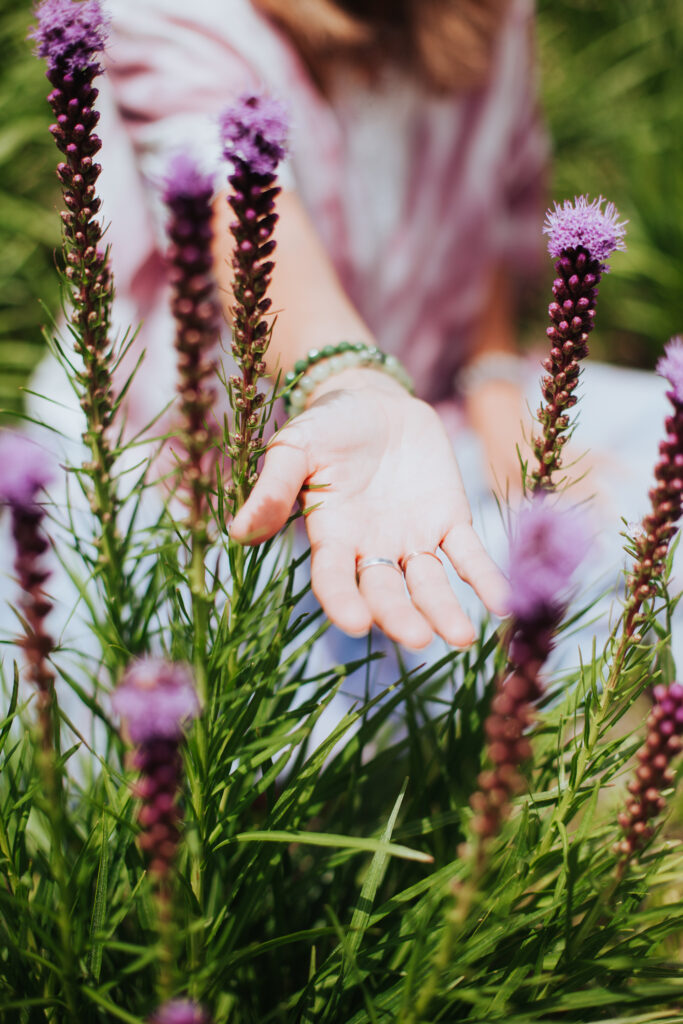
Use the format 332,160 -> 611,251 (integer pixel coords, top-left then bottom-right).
112,658 -> 199,744
543,195 -> 627,266
149,1000 -> 209,1024
508,499 -> 591,622
162,153 -> 214,205
0,433 -> 54,509
656,336 -> 683,404
29,0 -> 109,74
219,93 -> 288,176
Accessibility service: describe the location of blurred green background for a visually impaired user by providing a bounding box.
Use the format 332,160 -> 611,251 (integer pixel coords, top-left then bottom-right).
1,0 -> 681,418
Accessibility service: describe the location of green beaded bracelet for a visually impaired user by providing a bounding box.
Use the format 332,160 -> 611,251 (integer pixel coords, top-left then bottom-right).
282,341 -> 414,415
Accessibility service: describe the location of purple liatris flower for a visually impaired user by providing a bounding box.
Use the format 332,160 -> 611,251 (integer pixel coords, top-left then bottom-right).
0,433 -> 55,741
219,93 -> 289,507
543,195 -> 627,266
162,153 -> 220,532
531,195 -> 626,492
616,682 -> 683,861
29,0 -> 108,74
113,659 -> 199,879
470,499 -> 591,842
220,93 -> 288,176
32,0 -> 119,564
624,337 -> 683,638
112,658 -> 199,744
149,1000 -> 210,1024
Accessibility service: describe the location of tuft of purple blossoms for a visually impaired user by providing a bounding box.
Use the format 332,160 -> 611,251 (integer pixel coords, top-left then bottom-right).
219,93 -> 288,508
162,153 -> 221,534
0,434 -> 55,743
470,500 -> 590,841
113,659 -> 199,879
543,196 -> 627,266
149,1000 -> 210,1024
531,196 -> 626,492
220,93 -> 288,176
624,337 -> 683,639
616,682 -> 683,861
29,0 -> 109,74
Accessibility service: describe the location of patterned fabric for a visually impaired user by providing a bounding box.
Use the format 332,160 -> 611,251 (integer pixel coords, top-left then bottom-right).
98,0 -> 548,433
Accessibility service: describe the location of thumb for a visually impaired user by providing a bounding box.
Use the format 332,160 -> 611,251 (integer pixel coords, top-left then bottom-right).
230,436 -> 309,545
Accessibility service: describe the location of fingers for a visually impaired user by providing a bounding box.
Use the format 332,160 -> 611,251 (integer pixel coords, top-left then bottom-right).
402,552 -> 476,648
310,542 -> 372,637
441,523 -> 510,617
230,437 -> 309,545
356,561 -> 433,649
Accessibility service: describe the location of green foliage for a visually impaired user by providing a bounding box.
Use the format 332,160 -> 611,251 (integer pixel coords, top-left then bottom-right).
0,0 -> 60,419
537,0 -> 683,364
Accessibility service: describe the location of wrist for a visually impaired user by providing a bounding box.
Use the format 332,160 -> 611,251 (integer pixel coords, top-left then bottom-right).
283,341 -> 413,416
309,365 -> 409,403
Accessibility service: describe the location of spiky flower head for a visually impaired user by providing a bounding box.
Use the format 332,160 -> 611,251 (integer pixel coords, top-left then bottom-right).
543,195 -> 627,267
656,336 -> 683,404
112,658 -> 199,744
29,0 -> 109,74
149,1001 -> 209,1024
0,433 -> 54,509
162,153 -> 214,205
508,499 -> 591,622
219,93 -> 288,176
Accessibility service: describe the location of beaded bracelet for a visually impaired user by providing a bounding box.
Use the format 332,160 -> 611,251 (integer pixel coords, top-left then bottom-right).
283,341 -> 414,416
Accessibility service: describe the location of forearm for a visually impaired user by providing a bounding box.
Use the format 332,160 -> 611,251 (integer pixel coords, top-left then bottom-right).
212,188 -> 375,377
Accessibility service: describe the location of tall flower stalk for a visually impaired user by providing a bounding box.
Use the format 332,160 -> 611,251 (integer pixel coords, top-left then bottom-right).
531,196 -> 626,493
218,93 -> 288,516
113,659 -> 200,1003
470,499 -> 590,845
406,500 -> 590,1024
162,154 -> 221,712
31,0 -> 126,640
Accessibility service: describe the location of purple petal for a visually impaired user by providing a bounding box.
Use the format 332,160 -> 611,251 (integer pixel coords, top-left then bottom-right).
656,336 -> 683,404
162,153 -> 215,204
219,93 -> 288,176
29,0 -> 109,74
508,499 -> 591,621
112,658 -> 200,744
149,1000 -> 209,1024
543,195 -> 627,265
0,433 -> 54,508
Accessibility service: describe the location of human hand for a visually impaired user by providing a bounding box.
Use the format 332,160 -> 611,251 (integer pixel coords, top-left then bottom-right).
230,369 -> 509,648
464,378 -> 532,499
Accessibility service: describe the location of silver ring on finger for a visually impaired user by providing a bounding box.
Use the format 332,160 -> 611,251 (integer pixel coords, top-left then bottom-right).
356,556 -> 402,582
398,550 -> 442,573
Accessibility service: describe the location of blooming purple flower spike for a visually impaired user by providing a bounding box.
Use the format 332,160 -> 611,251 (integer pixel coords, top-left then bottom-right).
112,658 -> 199,745
218,93 -> 289,507
532,196 -> 627,492
149,1000 -> 210,1024
470,499 -> 590,842
219,93 -> 288,176
114,659 -> 199,879
29,0 -> 109,74
543,195 -> 627,267
0,433 -> 53,509
508,499 -> 590,623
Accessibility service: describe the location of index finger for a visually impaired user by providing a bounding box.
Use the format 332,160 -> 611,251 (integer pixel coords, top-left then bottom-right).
230,439 -> 309,545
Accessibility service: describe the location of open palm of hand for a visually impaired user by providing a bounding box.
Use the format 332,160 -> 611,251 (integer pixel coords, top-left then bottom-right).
231,375 -> 509,648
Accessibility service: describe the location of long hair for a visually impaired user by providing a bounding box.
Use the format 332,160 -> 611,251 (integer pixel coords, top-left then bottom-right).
251,0 -> 510,94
